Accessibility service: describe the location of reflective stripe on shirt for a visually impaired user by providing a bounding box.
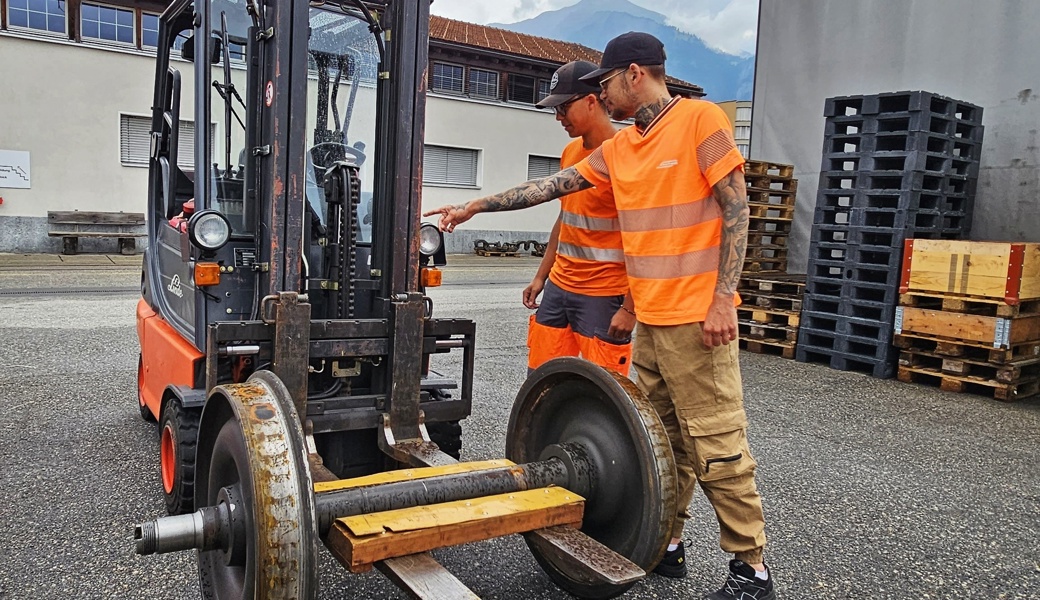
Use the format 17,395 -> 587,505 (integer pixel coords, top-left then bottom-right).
558,241 -> 625,263
624,246 -> 720,279
617,196 -> 718,232
560,210 -> 621,232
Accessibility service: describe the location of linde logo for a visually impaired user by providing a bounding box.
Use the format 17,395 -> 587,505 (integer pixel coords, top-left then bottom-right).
167,274 -> 184,297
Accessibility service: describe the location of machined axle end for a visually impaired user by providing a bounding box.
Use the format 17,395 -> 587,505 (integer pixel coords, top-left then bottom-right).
134,501 -> 234,556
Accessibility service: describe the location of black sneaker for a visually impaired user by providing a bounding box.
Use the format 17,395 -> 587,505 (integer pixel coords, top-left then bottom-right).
652,540 -> 689,578
704,559 -> 775,600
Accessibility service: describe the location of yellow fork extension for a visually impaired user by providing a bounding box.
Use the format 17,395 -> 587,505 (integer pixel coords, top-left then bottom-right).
314,459 -> 516,493
325,487 -> 584,573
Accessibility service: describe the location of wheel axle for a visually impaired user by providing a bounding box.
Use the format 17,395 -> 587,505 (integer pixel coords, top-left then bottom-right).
135,444 -> 592,556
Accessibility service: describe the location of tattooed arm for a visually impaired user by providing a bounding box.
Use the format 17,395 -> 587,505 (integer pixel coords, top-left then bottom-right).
702,166 -> 750,347
423,167 -> 592,233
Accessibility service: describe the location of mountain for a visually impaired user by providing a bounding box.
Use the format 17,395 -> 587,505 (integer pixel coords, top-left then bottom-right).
490,0 -> 754,101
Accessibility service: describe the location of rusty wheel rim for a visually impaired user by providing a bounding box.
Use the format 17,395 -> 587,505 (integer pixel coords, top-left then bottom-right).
194,370 -> 318,600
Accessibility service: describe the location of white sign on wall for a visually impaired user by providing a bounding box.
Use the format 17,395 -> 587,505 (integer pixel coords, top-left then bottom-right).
0,150 -> 31,189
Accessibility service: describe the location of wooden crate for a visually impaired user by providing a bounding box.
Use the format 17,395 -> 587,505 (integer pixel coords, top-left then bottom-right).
894,306 -> 1040,349
900,239 -> 1040,304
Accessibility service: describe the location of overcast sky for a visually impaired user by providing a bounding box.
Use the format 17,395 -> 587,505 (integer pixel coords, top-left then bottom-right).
429,0 -> 760,56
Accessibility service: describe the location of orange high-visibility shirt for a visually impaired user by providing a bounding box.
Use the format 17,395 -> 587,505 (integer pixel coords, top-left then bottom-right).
575,97 -> 745,325
549,138 -> 628,296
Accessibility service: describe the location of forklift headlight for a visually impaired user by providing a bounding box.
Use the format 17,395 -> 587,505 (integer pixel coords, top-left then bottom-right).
419,223 -> 443,257
188,210 -> 232,251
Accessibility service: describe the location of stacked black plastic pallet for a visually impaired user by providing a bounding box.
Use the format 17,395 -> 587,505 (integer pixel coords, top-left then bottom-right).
797,91 -> 984,377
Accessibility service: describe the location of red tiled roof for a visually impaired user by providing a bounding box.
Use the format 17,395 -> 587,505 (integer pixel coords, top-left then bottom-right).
430,15 -> 601,64
429,16 -> 702,94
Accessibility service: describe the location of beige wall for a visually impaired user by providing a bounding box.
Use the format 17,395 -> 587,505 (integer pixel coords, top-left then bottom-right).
0,31 -> 571,252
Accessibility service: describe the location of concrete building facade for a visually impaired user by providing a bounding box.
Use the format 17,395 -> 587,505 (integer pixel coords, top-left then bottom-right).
0,2 -> 701,254
716,100 -> 752,157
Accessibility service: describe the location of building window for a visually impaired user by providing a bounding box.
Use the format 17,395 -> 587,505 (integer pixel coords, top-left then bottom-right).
120,114 -> 209,170
81,3 -> 134,45
737,144 -> 749,157
142,12 -> 161,48
736,106 -> 752,121
431,62 -> 464,94
423,145 -> 479,187
527,155 -> 560,180
507,74 -> 537,104
537,79 -> 551,103
468,68 -> 499,99
8,0 -> 67,34
734,125 -> 751,140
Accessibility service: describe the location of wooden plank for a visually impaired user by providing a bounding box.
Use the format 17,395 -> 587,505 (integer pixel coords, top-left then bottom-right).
48,231 -> 147,238
314,459 -> 515,493
893,333 -> 1040,364
327,488 -> 584,572
739,338 -> 797,359
376,553 -> 480,600
896,306 -> 1040,347
525,525 -> 645,587
899,292 -> 1040,318
48,211 -> 146,225
897,365 -> 1040,402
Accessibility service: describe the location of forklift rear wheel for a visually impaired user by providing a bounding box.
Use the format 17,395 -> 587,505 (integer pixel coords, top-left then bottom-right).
507,357 -> 677,599
160,399 -> 200,515
195,370 -> 318,600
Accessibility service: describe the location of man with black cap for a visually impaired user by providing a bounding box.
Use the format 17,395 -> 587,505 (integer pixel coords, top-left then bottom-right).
425,32 -> 774,600
522,60 -> 634,376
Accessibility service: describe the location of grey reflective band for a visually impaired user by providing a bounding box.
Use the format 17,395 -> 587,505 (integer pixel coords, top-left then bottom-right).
557,242 -> 625,263
560,210 -> 621,232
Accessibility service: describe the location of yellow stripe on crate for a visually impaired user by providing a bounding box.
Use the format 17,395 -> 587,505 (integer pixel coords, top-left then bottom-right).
338,487 -> 585,536
314,459 -> 516,493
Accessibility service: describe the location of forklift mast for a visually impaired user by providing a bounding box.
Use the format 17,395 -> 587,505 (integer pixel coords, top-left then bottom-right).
140,0 -> 472,472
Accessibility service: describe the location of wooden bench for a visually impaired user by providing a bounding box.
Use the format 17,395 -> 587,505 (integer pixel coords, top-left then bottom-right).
47,211 -> 146,255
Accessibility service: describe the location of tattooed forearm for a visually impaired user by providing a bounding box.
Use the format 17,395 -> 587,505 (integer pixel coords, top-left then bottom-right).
477,167 -> 591,213
711,169 -> 750,296
634,96 -> 673,131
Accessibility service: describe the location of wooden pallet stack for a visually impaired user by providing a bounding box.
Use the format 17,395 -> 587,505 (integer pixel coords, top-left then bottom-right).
744,160 -> 797,273
737,160 -> 803,358
893,240 -> 1040,402
737,274 -> 806,359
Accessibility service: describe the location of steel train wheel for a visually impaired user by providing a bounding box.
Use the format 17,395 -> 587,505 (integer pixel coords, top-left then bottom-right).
194,370 -> 318,600
506,358 -> 677,599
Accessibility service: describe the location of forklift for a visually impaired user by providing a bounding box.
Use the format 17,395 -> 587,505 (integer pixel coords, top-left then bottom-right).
133,1 -> 677,598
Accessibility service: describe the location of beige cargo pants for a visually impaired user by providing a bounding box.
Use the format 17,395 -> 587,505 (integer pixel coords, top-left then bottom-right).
633,321 -> 767,564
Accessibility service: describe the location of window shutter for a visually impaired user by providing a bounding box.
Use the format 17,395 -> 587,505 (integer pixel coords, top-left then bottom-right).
423,145 -> 478,186
527,155 -> 560,180
120,115 -> 212,169
120,115 -> 152,166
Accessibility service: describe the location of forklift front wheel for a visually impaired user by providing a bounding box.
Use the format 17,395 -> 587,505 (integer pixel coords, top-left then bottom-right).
160,400 -> 200,515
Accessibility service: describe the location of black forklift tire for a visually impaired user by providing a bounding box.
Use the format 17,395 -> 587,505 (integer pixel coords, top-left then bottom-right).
426,420 -> 462,460
159,400 -> 201,515
425,389 -> 462,460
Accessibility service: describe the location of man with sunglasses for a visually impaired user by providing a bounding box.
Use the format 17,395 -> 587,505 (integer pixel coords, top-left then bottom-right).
425,32 -> 774,600
520,60 -> 634,375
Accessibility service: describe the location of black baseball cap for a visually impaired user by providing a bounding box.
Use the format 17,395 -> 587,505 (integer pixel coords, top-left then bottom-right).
579,32 -> 666,82
535,60 -> 601,108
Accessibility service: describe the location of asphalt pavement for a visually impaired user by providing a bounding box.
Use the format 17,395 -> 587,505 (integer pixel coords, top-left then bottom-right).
0,252 -> 1038,599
